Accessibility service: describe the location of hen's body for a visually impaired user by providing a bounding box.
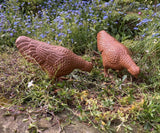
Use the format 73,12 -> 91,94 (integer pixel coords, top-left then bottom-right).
16,36 -> 93,79
97,30 -> 140,77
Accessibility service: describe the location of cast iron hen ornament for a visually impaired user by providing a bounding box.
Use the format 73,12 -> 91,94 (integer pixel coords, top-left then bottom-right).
97,30 -> 140,78
16,36 -> 93,79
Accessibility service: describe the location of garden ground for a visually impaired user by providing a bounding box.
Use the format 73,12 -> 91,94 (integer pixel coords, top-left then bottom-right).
0,108 -> 100,133
0,47 -> 154,133
0,108 -> 145,133
0,0 -> 160,132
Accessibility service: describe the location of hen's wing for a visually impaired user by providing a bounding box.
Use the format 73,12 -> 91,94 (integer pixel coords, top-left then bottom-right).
16,36 -> 67,73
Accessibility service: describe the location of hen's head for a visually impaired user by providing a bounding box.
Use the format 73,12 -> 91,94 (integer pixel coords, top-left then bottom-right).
81,62 -> 93,72
128,65 -> 140,78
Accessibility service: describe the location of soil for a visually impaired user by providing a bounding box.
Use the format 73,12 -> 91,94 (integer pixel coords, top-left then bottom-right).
0,108 -> 100,133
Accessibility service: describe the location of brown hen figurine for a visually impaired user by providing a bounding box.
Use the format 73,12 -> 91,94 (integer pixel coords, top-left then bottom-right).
16,36 -> 93,79
97,30 -> 140,78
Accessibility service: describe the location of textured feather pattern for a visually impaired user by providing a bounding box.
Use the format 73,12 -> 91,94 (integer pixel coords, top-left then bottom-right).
16,36 -> 93,78
97,30 -> 140,77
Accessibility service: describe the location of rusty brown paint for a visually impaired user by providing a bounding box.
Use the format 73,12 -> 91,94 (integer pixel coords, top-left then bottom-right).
97,30 -> 140,78
16,36 -> 93,79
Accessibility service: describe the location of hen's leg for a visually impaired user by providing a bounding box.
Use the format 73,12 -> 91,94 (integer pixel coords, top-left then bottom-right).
104,67 -> 109,77
58,77 -> 69,81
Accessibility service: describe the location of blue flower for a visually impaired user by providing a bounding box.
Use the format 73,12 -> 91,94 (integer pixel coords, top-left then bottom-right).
156,3 -> 160,7
141,33 -> 146,38
38,21 -> 43,24
40,34 -> 46,38
99,4 -> 102,8
58,33 -> 63,37
67,29 -> 72,34
65,14 -> 71,19
103,15 -> 108,19
21,2 -> 25,6
152,33 -> 160,37
58,25 -> 63,30
92,19 -> 97,24
138,7 -> 144,10
118,11 -> 123,14
58,32 -> 66,37
27,24 -> 31,28
35,25 -> 40,29
142,18 -> 152,23
27,31 -> 31,34
109,11 -> 112,13
145,28 -> 149,31
104,2 -> 110,7
14,21 -> 19,25
13,29 -> 16,33
88,13 -> 93,16
152,13 -> 157,17
133,27 -> 138,30
78,22 -> 83,26
10,33 -> 13,36
54,16 -> 63,24
7,28 -> 11,32
136,18 -> 152,26
45,31 -> 49,34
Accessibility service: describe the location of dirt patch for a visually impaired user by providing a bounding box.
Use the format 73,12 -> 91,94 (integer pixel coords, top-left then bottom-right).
0,108 -> 100,133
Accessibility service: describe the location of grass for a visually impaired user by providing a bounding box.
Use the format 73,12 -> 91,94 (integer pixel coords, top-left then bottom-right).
0,0 -> 160,132
0,46 -> 159,132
